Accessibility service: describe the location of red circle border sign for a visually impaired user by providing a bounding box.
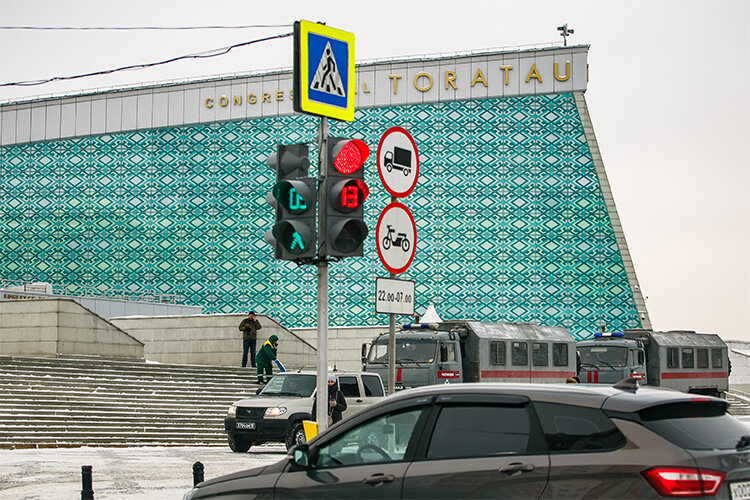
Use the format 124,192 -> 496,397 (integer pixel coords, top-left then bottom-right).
376,201 -> 417,274
376,126 -> 419,198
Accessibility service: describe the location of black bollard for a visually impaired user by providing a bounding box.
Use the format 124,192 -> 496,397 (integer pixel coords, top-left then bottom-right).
193,461 -> 204,487
81,465 -> 94,500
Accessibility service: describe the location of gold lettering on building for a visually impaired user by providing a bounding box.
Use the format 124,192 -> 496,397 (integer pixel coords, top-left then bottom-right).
445,71 -> 457,90
362,82 -> 371,93
525,64 -> 542,83
219,96 -> 228,107
262,93 -> 271,103
248,94 -> 257,104
554,61 -> 570,82
389,75 -> 402,94
413,72 -> 433,92
275,91 -> 284,101
233,95 -> 242,105
471,68 -> 488,87
499,66 -> 513,85
204,98 -> 214,108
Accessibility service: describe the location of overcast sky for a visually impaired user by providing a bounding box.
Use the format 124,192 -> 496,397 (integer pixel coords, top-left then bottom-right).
1,0 -> 748,340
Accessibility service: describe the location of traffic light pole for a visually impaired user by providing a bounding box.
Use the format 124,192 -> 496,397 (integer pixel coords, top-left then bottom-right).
315,117 -> 330,432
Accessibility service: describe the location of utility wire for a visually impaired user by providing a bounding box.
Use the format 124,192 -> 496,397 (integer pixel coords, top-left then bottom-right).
0,24 -> 293,31
0,31 -> 293,87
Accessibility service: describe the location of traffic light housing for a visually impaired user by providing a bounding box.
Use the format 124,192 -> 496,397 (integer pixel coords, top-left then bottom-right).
321,137 -> 370,257
266,143 -> 317,261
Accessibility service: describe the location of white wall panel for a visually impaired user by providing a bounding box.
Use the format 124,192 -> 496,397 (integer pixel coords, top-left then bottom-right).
552,52 -> 574,94
259,77 -> 278,118
199,85 -> 216,123
572,50 -> 588,91
60,102 -> 76,138
534,54 -> 554,95
453,61 -> 472,101
91,99 -> 106,135
469,56 -> 490,100
230,81 -> 248,120
152,91 -> 168,129
439,60 -> 458,103
31,105 -> 46,142
246,78 -> 262,119
408,62 -> 440,105
1,109 -> 16,145
106,97 -> 122,133
137,92 -> 153,130
184,88 -> 200,125
75,100 -> 92,136
356,68 -> 375,109
499,53 -> 520,97
15,107 -> 31,144
45,102 -> 61,140
389,63 -> 409,107
168,89 -> 184,127
214,84 -> 232,121
122,95 -> 137,131
373,65 -> 393,108
277,76 -> 293,116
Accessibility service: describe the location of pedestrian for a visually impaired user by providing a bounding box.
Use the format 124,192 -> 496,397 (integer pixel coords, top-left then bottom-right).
312,373 -> 348,426
255,335 -> 279,384
238,311 -> 262,368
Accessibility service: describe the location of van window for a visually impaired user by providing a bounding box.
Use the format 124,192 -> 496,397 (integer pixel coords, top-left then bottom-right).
711,349 -> 723,369
682,348 -> 694,369
338,376 -> 360,398
667,348 -> 679,369
553,343 -> 568,367
362,375 -> 384,397
490,341 -> 506,365
532,343 -> 548,366
427,405 -> 534,459
697,348 -> 709,369
512,342 -> 528,366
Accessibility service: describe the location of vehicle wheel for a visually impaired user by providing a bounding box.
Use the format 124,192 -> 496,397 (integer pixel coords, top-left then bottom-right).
285,422 -> 306,451
228,434 -> 252,453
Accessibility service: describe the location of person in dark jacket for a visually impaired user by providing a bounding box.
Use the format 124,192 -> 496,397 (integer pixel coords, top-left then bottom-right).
255,334 -> 278,384
238,311 -> 262,368
312,373 -> 347,425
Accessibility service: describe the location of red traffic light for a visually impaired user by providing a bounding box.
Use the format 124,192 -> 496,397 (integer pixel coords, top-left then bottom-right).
332,139 -> 369,175
332,179 -> 369,213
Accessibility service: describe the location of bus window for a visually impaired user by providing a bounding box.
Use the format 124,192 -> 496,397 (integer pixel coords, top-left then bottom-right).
512,342 -> 528,366
490,341 -> 506,365
532,343 -> 548,366
711,348 -> 723,369
697,348 -> 709,369
553,343 -> 568,367
667,348 -> 679,368
682,348 -> 694,369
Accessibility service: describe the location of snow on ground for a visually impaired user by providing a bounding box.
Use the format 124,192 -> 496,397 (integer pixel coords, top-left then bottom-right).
0,444 -> 287,500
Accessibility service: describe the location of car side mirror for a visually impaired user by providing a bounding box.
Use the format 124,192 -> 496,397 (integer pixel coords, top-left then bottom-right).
292,443 -> 310,468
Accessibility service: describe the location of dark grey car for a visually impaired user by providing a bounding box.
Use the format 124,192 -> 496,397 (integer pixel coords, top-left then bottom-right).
185,381 -> 750,499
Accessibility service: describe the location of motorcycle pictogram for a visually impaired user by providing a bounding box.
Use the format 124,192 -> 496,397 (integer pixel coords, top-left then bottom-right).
382,224 -> 410,252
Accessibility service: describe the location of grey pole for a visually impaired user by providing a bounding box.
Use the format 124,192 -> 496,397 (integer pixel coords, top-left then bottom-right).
316,116 -> 330,432
387,195 -> 397,395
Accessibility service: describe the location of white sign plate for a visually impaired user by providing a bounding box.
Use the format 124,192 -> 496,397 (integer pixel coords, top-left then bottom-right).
376,127 -> 419,198
376,202 -> 416,274
375,277 -> 415,315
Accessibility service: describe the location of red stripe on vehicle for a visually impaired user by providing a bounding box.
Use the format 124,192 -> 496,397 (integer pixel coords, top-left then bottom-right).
661,371 -> 728,379
437,371 -> 460,379
586,372 -> 599,383
396,368 -> 402,382
480,370 -> 575,379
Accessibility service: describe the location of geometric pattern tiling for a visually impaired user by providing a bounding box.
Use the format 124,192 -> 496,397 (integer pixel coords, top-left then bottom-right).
0,93 -> 642,340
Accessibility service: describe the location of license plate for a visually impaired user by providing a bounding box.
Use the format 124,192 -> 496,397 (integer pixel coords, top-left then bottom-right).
236,422 -> 256,430
731,481 -> 750,500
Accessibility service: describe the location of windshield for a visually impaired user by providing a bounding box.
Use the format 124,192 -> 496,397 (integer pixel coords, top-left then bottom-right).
258,374 -> 316,397
578,345 -> 628,368
367,338 -> 437,364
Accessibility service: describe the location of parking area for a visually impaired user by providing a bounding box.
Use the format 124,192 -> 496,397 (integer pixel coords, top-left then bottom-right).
0,444 -> 286,500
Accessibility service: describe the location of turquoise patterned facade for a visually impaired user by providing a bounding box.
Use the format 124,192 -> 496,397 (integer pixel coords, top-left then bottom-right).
0,93 -> 641,339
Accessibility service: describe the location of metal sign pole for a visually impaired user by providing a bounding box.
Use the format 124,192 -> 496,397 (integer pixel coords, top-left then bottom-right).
316,116 -> 330,432
387,194 -> 397,395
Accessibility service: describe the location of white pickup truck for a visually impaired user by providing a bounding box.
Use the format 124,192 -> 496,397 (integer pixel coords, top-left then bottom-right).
224,371 -> 386,452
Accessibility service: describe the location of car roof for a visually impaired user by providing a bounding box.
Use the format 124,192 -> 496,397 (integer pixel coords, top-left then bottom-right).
378,382 -> 725,413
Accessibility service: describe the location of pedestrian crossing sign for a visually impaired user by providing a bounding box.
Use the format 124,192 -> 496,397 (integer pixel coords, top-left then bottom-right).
294,20 -> 355,122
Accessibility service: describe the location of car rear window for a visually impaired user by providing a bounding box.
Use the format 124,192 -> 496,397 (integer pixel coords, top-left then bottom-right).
638,402 -> 747,450
362,375 -> 384,397
535,402 -> 626,453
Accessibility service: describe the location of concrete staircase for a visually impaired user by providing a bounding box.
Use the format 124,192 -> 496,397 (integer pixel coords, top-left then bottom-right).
727,389 -> 750,416
0,354 -> 261,448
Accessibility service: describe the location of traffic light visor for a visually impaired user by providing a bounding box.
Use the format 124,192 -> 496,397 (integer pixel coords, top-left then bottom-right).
332,139 -> 369,175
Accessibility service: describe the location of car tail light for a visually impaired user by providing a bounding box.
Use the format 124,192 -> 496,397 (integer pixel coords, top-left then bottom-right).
642,467 -> 724,496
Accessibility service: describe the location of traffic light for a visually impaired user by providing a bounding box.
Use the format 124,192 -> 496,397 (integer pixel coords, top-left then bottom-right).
321,137 -> 370,257
266,143 -> 317,261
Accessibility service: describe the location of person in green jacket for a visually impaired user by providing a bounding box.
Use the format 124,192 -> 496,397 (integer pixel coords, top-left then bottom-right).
256,335 -> 279,384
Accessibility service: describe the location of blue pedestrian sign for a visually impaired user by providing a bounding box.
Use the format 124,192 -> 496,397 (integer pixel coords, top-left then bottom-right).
293,20 -> 355,122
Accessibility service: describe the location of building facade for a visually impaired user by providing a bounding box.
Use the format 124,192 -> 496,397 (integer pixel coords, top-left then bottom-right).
0,45 -> 650,339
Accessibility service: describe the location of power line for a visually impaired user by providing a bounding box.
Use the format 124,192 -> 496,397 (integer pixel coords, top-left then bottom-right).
0,24 -> 293,31
0,32 -> 293,87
